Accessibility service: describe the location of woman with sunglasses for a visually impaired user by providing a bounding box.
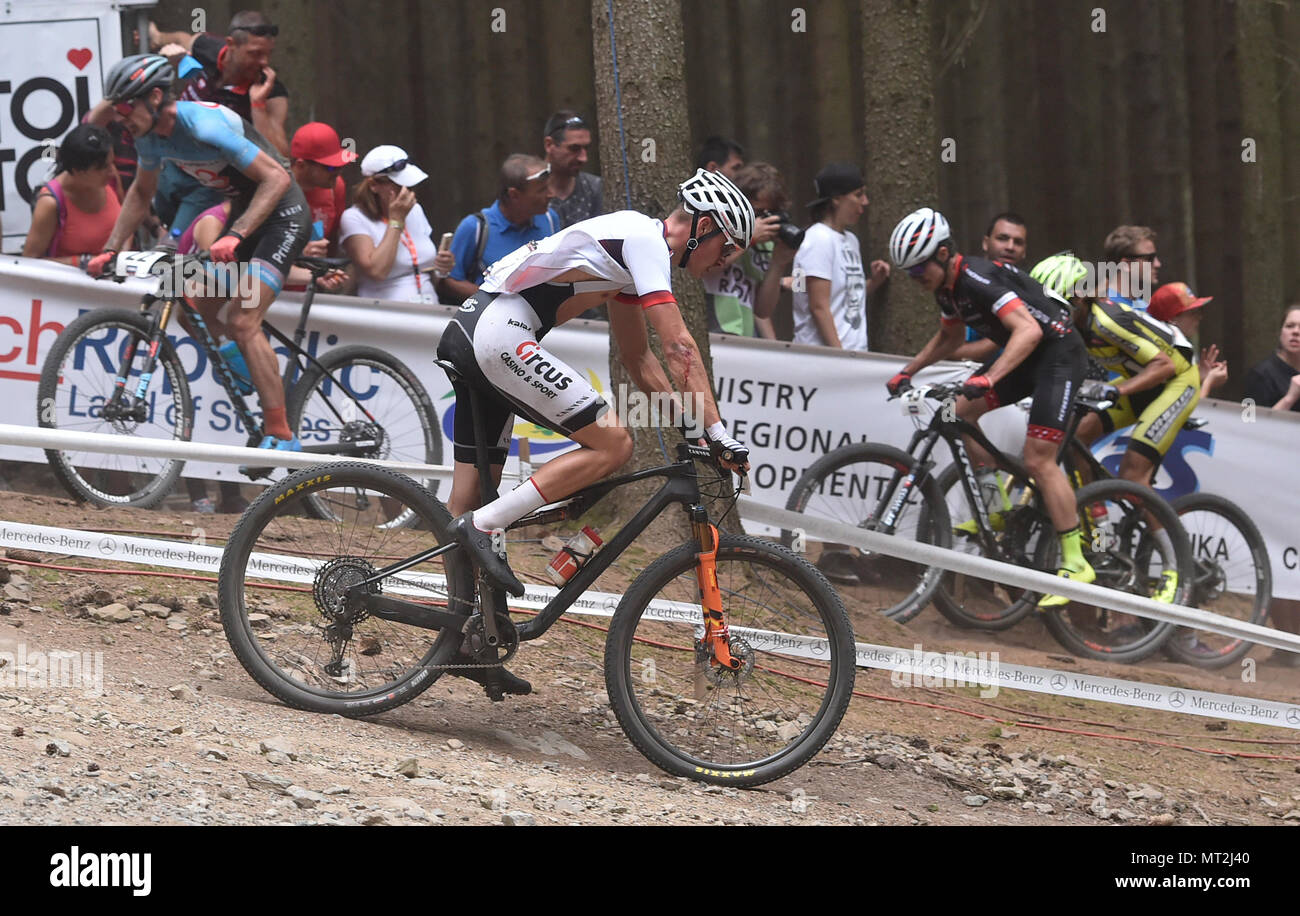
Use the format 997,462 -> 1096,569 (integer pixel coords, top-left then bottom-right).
339,146 -> 453,303
790,163 -> 890,350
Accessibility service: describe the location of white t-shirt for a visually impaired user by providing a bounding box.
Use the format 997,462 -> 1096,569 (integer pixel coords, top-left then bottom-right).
339,202 -> 438,303
479,210 -> 674,308
792,221 -> 867,350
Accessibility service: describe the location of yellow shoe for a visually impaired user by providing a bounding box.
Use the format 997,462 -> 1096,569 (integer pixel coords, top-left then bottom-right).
1150,569 -> 1179,603
954,510 -> 1005,536
1037,561 -> 1097,610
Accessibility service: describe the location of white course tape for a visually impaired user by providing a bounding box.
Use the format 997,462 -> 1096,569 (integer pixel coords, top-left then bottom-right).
738,498 -> 1300,654
4,519 -> 1299,730
0,422 -> 487,481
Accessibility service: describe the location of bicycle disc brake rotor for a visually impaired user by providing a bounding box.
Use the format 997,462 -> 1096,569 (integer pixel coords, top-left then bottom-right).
312,556 -> 380,625
701,636 -> 756,687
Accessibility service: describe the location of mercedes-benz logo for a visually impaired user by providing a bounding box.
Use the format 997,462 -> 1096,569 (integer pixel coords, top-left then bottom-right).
97,536 -> 116,556
1050,674 -> 1066,691
1169,691 -> 1185,708
1286,708 -> 1300,725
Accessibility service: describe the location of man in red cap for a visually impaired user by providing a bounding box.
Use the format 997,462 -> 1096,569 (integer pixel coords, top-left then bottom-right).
1149,282 -> 1226,398
290,122 -> 354,256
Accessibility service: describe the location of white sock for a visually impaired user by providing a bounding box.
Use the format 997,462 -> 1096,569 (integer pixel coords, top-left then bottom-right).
471,478 -> 548,532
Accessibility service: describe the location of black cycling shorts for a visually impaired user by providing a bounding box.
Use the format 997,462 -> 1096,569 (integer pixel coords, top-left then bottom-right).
981,333 -> 1087,443
436,290 -> 609,465
210,184 -> 310,297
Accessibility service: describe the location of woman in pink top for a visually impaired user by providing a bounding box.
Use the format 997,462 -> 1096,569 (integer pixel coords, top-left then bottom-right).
22,125 -> 121,267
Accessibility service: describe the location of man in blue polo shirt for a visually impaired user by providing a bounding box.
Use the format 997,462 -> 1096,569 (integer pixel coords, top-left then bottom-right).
440,153 -> 559,301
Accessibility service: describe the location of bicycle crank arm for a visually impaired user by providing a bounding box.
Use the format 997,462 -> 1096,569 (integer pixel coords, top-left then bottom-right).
361,594 -> 462,631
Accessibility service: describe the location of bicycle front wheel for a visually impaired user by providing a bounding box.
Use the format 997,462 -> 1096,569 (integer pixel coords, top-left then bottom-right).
37,308 -> 192,508
287,345 -> 441,522
218,461 -> 473,716
605,535 -> 855,787
781,443 -> 950,624
1040,479 -> 1190,664
1162,492 -> 1271,668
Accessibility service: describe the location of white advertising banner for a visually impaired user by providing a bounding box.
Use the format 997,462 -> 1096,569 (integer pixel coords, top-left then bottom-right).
0,1 -> 139,252
1,254 -> 1298,598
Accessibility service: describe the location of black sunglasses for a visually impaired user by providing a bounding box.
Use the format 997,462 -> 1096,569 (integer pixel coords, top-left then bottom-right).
374,158 -> 409,176
231,23 -> 278,37
548,115 -> 588,139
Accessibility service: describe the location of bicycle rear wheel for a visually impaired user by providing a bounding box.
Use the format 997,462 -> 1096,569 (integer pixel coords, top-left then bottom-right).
781,443 -> 950,624
1040,479 -> 1190,664
605,535 -> 855,787
218,462 -> 473,716
1162,492 -> 1270,668
931,459 -> 1052,630
287,345 -> 441,522
37,308 -> 192,509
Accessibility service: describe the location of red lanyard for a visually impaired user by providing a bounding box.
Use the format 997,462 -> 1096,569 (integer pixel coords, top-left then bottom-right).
397,227 -> 422,293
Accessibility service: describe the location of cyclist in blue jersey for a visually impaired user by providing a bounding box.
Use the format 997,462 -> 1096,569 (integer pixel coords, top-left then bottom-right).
88,54 -> 310,452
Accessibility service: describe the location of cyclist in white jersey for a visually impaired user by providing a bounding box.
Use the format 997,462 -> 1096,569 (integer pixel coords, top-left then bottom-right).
438,169 -> 753,621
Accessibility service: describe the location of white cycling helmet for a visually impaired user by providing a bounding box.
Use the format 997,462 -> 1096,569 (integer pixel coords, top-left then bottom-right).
889,207 -> 952,269
677,168 -> 755,255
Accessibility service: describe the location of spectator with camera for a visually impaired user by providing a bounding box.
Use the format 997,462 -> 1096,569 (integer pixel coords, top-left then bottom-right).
790,162 -> 888,350
703,162 -> 799,339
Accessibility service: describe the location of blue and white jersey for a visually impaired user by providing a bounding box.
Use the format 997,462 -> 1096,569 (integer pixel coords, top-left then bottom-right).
135,101 -> 284,203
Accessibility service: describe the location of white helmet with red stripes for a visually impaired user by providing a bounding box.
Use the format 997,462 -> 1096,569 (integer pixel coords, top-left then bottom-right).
889,207 -> 952,269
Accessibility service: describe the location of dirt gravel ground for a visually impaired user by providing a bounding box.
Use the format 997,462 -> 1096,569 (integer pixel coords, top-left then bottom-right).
1,474 -> 1299,827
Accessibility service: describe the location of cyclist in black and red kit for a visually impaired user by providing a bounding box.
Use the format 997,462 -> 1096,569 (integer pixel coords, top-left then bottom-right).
886,208 -> 1090,606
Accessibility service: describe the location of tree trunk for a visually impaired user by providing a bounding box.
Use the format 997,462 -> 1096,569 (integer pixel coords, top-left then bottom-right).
1281,0 -> 1300,304
1237,0 -> 1284,370
861,0 -> 939,355
591,0 -> 718,532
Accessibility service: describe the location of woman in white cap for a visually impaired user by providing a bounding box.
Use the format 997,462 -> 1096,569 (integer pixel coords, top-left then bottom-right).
339,145 -> 453,302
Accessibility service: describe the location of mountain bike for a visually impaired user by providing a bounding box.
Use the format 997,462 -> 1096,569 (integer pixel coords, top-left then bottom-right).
783,382 -> 1192,663
38,251 -> 440,518
218,361 -> 856,787
926,382 -> 1196,662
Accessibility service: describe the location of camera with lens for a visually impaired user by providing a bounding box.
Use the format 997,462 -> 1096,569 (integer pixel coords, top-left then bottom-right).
759,210 -> 804,250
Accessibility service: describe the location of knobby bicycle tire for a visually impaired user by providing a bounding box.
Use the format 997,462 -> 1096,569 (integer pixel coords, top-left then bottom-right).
781,442 -> 950,624
1040,478 -> 1192,664
930,457 -> 1052,630
1162,492 -> 1271,669
37,308 -> 192,509
218,462 -> 473,716
604,535 -> 855,786
286,345 -> 441,521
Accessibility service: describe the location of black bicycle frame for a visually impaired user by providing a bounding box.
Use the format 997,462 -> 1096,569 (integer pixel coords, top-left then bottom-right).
351,446 -> 714,642
878,398 -> 1017,553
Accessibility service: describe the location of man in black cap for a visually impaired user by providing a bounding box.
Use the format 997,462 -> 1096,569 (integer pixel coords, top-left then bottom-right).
791,162 -> 889,350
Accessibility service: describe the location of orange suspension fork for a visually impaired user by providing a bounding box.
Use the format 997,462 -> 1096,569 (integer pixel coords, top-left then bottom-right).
693,516 -> 739,670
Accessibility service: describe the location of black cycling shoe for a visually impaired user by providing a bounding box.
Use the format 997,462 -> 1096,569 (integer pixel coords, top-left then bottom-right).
447,514 -> 526,598
449,661 -> 533,702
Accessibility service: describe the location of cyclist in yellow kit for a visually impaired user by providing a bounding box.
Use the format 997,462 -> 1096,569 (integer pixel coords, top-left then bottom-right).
1030,253 -> 1194,606
1030,254 -> 1199,482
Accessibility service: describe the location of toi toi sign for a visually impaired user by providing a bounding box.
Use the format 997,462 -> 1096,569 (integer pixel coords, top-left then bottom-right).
0,9 -> 124,250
